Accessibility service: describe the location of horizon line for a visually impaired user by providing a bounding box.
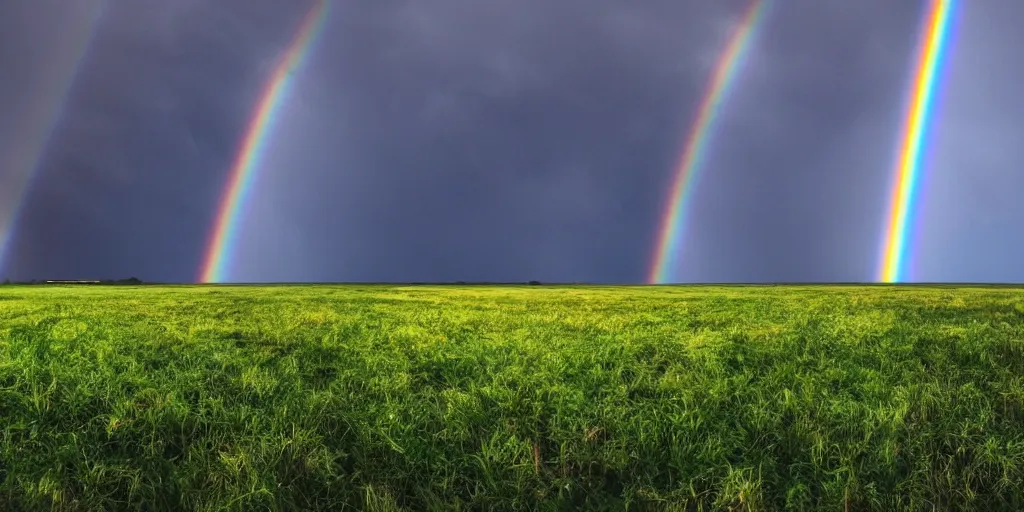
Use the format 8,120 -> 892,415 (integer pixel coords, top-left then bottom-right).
8,281 -> 1024,287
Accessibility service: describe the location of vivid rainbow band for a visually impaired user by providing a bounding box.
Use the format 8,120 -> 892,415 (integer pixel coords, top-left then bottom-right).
879,0 -> 956,283
647,1 -> 766,284
199,1 -> 329,283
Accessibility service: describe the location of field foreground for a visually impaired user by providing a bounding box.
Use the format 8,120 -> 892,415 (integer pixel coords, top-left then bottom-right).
1,284 -> 1024,510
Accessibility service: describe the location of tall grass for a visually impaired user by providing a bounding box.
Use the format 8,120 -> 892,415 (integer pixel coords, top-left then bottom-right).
1,285 -> 1023,510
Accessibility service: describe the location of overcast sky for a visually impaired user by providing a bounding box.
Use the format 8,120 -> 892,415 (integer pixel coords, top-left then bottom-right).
1,0 -> 1021,283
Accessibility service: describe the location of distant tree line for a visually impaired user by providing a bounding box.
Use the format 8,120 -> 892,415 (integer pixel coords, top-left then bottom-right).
0,278 -> 555,286
0,277 -> 143,285
446,281 -> 544,285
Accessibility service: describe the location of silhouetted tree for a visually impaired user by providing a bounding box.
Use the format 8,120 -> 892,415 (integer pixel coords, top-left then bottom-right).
528,280 -> 542,286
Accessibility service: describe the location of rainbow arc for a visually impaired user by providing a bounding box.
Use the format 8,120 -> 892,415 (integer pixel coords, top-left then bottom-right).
647,1 -> 767,284
0,2 -> 107,273
878,0 -> 957,283
199,1 -> 329,283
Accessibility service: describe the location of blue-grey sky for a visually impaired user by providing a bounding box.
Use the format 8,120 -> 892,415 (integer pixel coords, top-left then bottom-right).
1,0 -> 1021,283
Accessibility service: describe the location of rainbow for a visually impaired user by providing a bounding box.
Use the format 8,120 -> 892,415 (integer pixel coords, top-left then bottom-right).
647,0 -> 767,284
198,0 -> 329,283
0,2 -> 107,274
879,0 -> 957,283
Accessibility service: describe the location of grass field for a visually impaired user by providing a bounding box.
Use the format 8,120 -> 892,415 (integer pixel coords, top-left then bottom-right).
1,284 -> 1024,510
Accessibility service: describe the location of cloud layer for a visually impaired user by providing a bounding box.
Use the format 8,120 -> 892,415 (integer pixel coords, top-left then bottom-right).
1,0 -> 1021,282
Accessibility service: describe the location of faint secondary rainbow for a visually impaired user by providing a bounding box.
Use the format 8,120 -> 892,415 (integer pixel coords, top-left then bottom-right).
878,0 -> 957,283
647,0 -> 767,284
199,0 -> 329,283
0,1 -> 107,274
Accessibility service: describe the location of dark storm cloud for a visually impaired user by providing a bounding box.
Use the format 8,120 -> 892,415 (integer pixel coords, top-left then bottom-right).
235,0 -> 765,283
4,0 -> 1020,282
232,0 -> 929,283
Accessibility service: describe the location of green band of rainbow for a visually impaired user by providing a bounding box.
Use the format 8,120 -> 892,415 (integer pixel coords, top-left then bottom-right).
199,1 -> 329,283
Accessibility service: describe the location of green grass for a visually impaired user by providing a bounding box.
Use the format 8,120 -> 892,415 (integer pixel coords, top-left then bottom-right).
1,284 -> 1024,511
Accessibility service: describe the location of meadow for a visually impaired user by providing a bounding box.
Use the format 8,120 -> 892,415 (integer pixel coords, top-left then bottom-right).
1,284 -> 1024,511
